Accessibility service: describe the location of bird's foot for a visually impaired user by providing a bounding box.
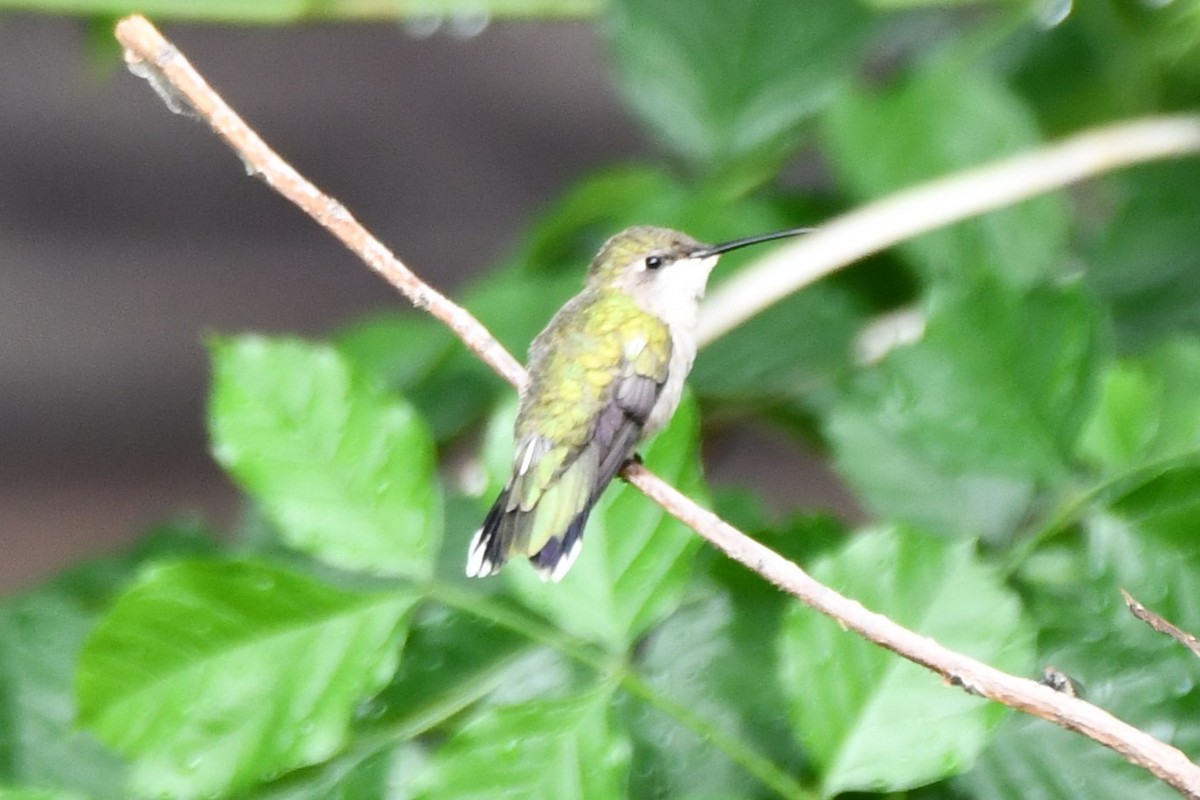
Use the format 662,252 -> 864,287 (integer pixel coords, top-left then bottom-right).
619,452 -> 645,483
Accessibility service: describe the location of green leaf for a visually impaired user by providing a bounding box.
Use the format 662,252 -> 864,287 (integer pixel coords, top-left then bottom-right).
827,282 -> 1100,540
483,395 -> 708,651
0,592 -> 125,800
209,336 -> 441,577
516,167 -> 691,267
335,314 -> 455,390
1104,461 -> 1200,544
0,523 -> 215,800
1010,2 -> 1161,133
229,740 -> 421,800
621,515 -> 848,800
1075,511 -> 1200,745
1077,338 -> 1200,472
336,268 -> 582,444
823,61 -> 1069,288
250,626 -> 575,800
335,313 -> 499,442
625,584 -> 806,800
461,269 -> 583,362
1083,162 -> 1200,349
606,0 -> 871,185
778,527 -> 1034,796
412,689 -> 630,800
77,560 -> 415,799
956,711 -> 1178,800
366,602 -> 538,735
0,790 -> 87,800
865,0 -> 1006,5
978,492 -> 1200,799
691,281 -> 864,404
829,409 -> 1037,543
624,598 -> 764,800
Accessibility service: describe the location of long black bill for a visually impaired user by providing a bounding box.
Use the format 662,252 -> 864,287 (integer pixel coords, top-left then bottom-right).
692,226 -> 815,258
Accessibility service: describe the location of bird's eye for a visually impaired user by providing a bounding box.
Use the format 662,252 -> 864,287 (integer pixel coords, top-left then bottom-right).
644,255 -> 664,270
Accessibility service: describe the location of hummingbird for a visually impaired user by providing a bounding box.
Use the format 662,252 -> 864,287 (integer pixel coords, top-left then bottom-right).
466,224 -> 811,582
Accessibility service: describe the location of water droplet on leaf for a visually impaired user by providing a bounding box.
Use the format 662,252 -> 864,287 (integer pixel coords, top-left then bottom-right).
1036,0 -> 1073,27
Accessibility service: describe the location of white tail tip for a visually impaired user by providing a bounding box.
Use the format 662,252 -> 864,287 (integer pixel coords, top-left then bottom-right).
533,535 -> 584,583
465,528 -> 501,578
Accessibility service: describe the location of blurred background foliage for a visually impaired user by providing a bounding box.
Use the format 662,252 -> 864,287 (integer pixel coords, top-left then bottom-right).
4,0 -> 1200,798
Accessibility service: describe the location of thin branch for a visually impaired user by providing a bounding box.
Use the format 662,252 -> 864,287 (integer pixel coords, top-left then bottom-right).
117,21 -> 527,393
1123,589 -> 1200,661
631,468 -> 1200,794
698,115 -> 1200,345
115,15 -> 1200,798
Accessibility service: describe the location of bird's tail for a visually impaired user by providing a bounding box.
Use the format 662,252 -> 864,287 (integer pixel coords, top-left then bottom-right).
465,487 -> 593,583
528,509 -> 589,582
465,489 -> 510,579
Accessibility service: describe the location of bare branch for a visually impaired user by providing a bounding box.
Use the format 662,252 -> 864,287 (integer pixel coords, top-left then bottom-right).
1123,589 -> 1200,661
629,466 -> 1200,795
115,19 -> 526,392
115,15 -> 1200,798
698,115 -> 1200,345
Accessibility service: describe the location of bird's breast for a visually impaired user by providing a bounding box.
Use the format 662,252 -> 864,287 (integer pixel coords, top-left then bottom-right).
644,324 -> 696,436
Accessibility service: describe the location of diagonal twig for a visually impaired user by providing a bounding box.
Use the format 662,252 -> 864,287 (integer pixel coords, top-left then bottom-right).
1123,589 -> 1200,661
114,15 -> 1200,798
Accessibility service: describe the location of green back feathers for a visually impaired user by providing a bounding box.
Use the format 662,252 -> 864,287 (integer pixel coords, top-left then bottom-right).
518,290 -> 670,451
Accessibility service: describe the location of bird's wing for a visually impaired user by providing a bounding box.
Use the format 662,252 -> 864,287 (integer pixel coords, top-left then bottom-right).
467,315 -> 670,582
